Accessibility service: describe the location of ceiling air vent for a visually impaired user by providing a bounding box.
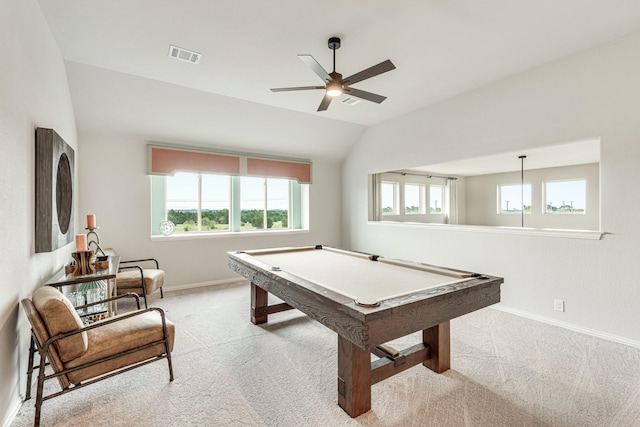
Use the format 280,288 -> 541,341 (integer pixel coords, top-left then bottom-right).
341,97 -> 361,106
168,45 -> 201,64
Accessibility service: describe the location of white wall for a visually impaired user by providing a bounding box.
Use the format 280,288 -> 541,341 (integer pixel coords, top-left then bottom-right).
78,131 -> 343,288
342,30 -> 640,345
465,163 -> 599,230
0,0 -> 78,424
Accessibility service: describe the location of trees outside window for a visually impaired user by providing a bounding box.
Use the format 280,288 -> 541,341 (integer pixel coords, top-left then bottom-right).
160,173 -> 295,234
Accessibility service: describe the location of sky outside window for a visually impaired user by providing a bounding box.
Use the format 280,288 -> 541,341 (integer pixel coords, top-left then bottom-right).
405,184 -> 423,214
546,180 -> 586,212
201,174 -> 230,210
266,178 -> 289,211
240,176 -> 265,209
167,172 -> 198,210
500,184 -> 532,213
430,185 -> 444,213
381,182 -> 398,214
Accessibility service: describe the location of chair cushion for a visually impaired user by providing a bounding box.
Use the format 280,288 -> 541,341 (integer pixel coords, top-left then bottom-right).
65,310 -> 175,384
21,298 -> 71,389
32,286 -> 88,362
116,269 -> 164,295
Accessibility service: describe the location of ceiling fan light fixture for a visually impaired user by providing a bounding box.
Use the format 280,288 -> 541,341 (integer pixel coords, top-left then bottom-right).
326,81 -> 343,97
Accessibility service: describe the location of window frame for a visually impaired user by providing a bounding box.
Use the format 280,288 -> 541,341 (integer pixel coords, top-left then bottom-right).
497,182 -> 532,215
374,172 -> 449,223
404,183 -> 426,215
151,173 -> 306,237
543,178 -> 587,215
429,184 -> 445,214
238,176 -> 292,231
381,181 -> 400,216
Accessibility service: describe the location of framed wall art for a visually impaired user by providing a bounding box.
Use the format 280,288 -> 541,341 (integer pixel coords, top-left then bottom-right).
35,127 -> 74,253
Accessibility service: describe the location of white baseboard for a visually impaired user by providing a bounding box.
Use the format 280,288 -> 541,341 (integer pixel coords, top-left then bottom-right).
163,278 -> 249,293
2,397 -> 23,427
166,281 -> 640,349
494,305 -> 640,349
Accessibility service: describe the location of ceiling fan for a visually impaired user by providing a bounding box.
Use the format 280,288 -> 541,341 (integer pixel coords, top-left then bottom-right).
271,37 -> 396,111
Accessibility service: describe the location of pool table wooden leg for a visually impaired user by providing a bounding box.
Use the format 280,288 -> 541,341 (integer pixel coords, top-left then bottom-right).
423,321 -> 451,373
251,283 -> 268,324
337,335 -> 371,417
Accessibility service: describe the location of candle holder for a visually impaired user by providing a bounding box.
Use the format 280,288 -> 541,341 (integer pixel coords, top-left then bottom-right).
86,227 -> 105,256
69,250 -> 96,276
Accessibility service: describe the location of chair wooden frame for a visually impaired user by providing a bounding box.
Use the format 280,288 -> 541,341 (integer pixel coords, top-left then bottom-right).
22,293 -> 174,427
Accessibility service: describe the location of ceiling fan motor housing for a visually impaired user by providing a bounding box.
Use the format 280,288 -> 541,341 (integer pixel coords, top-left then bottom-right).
328,37 -> 341,50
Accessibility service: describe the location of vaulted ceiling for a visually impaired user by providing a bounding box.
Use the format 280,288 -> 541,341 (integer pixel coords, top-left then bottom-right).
37,0 -> 640,160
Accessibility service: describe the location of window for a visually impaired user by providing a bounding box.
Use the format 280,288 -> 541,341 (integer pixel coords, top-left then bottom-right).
498,183 -> 532,214
166,173 -> 230,232
240,177 -> 290,230
430,185 -> 445,213
240,176 -> 266,230
370,140 -> 600,232
152,173 -> 306,235
371,172 -> 450,223
545,179 -> 586,214
405,183 -> 425,214
381,182 -> 399,215
148,145 -> 311,236
201,174 -> 230,231
266,178 -> 289,228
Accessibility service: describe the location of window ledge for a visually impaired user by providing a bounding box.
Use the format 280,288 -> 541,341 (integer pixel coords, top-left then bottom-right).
151,228 -> 309,242
367,221 -> 603,240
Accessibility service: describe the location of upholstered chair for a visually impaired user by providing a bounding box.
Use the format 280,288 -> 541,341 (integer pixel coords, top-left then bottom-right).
22,286 -> 175,427
104,248 -> 165,308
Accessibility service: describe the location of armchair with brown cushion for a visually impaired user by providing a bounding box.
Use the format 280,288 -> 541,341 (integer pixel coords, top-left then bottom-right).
22,286 -> 175,427
104,248 -> 165,308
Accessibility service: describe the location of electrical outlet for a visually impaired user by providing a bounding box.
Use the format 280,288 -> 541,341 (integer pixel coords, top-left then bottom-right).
554,299 -> 565,312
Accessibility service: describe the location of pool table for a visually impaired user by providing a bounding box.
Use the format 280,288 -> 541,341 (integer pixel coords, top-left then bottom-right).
227,245 -> 503,417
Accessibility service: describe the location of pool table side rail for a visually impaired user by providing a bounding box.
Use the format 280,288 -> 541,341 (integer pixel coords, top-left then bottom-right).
364,279 -> 502,346
228,248 -> 502,319
228,253 -> 370,347
228,249 -> 503,349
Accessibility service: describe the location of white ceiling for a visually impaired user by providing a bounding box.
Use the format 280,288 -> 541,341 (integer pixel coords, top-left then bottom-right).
410,138 -> 600,177
36,1 -> 640,159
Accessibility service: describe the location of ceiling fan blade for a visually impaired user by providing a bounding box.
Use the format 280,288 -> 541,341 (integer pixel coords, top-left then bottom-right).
317,93 -> 333,111
298,54 -> 332,83
343,87 -> 387,104
271,86 -> 325,92
342,59 -> 396,86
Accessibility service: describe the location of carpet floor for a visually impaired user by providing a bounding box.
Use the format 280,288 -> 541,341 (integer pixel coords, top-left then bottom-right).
12,282 -> 640,427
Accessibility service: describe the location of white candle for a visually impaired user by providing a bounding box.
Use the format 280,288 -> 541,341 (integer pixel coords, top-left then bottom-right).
87,214 -> 96,229
75,234 -> 87,252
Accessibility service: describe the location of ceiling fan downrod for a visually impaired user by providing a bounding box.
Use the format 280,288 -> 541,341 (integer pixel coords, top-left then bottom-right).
328,37 -> 340,73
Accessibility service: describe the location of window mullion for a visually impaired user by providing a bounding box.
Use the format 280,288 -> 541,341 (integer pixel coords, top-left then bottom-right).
291,180 -> 301,229
263,178 -> 268,229
231,176 -> 241,232
197,174 -> 202,232
287,180 -> 292,229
